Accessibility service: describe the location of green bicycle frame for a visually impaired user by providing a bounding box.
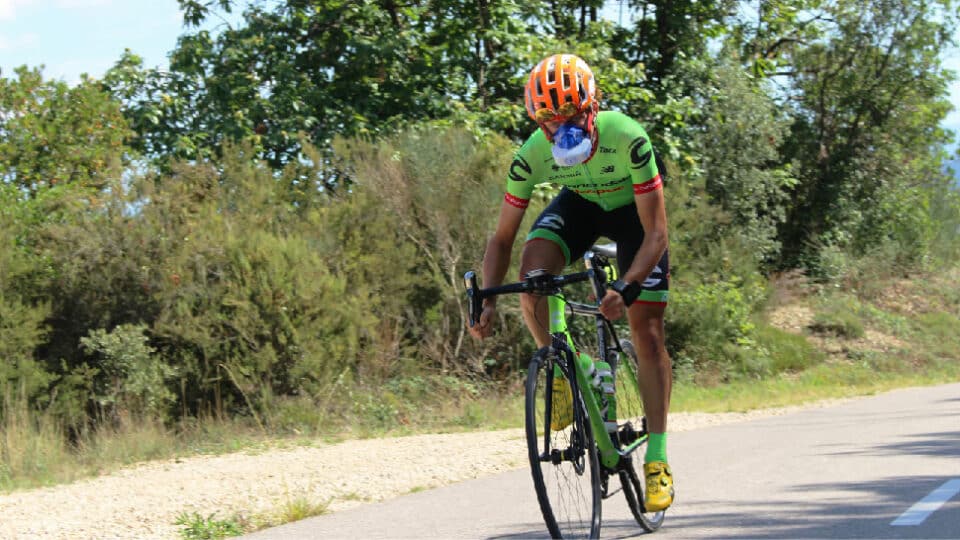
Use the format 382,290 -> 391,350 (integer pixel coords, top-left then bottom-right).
547,295 -> 647,470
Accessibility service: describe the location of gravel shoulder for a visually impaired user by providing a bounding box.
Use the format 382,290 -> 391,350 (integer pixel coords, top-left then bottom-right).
0,399 -> 852,539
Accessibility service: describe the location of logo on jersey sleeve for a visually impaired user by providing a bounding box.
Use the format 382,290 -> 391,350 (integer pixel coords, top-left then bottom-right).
628,136 -> 652,169
508,156 -> 532,183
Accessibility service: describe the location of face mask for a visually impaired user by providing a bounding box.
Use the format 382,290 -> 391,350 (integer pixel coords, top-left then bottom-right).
551,123 -> 593,167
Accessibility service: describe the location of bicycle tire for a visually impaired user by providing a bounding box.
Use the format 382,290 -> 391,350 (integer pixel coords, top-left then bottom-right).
525,346 -> 602,539
614,339 -> 665,532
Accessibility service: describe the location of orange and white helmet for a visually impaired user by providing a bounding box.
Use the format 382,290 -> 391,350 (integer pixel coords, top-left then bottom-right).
524,54 -> 597,123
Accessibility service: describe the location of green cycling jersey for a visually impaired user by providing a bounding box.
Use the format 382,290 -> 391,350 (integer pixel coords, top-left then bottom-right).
504,111 -> 662,212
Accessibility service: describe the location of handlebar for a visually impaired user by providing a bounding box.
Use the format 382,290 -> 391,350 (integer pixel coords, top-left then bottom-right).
463,270 -> 594,328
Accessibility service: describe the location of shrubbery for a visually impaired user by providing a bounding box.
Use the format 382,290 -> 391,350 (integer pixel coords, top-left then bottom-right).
0,126 -> 541,434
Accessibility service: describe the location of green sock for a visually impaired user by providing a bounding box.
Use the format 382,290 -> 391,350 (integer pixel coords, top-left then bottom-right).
645,432 -> 667,463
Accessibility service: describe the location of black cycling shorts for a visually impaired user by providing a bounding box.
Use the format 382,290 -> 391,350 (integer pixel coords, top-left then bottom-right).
526,188 -> 669,304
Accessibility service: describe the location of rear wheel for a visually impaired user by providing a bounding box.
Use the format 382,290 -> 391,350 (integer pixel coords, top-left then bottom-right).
525,346 -> 602,539
613,339 -> 665,532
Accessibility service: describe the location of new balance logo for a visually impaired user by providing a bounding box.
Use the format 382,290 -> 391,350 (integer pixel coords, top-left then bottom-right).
601,165 -> 615,173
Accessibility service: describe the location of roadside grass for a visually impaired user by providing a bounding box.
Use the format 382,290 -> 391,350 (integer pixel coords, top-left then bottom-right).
0,410 -> 274,492
248,494 -> 331,531
175,511 -> 244,540
0,378 -> 527,493
0,396 -> 75,490
174,489 -> 333,538
671,357 -> 959,413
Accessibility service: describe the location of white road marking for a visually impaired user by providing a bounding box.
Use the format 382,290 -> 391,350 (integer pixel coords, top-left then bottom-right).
891,479 -> 960,526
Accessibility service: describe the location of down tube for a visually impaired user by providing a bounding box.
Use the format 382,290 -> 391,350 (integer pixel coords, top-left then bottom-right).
550,296 -> 621,468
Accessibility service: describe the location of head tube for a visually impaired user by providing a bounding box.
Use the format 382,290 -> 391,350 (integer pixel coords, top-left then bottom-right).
547,295 -> 568,334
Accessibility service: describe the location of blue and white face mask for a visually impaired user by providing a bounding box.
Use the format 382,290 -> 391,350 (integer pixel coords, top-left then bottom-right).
551,123 -> 593,167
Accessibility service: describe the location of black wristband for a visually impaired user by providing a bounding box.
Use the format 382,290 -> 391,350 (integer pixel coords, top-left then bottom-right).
610,279 -> 643,305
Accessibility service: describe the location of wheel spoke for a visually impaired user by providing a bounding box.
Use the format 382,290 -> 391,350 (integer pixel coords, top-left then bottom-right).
526,347 -> 601,538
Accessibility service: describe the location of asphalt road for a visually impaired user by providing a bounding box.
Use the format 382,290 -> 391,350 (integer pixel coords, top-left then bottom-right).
245,382 -> 960,539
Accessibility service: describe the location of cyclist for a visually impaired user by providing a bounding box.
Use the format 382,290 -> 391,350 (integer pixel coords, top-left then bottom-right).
468,53 -> 674,512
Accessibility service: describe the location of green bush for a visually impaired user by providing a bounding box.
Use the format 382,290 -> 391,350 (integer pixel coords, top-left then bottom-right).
929,183 -> 960,265
684,56 -> 796,263
80,324 -> 176,421
333,126 -> 536,377
140,152 -> 377,422
0,185 -> 54,405
0,296 -> 52,404
911,312 -> 960,361
666,276 -> 768,382
752,324 -> 824,375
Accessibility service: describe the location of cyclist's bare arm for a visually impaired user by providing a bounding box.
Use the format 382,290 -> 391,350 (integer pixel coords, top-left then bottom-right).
600,188 -> 668,318
471,200 -> 526,339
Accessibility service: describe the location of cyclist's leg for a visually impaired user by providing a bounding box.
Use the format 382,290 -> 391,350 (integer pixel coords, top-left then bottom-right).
620,280 -> 675,511
601,205 -> 671,435
604,207 -> 675,511
518,239 -> 564,347
520,188 -> 600,347
624,261 -> 674,512
625,299 -> 671,436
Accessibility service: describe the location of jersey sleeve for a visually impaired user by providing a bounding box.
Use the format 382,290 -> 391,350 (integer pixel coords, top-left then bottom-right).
619,115 -> 662,196
503,135 -> 543,210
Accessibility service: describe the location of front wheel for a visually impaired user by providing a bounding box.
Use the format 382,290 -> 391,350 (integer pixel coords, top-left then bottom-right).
615,339 -> 665,532
525,346 -> 602,539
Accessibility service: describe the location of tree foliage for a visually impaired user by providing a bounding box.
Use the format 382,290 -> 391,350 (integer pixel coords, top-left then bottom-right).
0,67 -> 130,196
1,0 -> 958,433
772,0 -> 957,267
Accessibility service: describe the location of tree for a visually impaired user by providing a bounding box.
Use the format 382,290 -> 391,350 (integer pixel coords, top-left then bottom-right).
774,0 -> 957,268
0,67 -> 130,197
103,1 -> 657,171
612,0 -> 735,91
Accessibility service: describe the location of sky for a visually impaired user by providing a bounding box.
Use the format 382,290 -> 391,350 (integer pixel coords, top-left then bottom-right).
0,0 -> 241,81
1,0 -> 959,154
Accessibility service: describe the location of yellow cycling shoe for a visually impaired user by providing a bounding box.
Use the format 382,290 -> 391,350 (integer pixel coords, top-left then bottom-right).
550,377 -> 573,431
643,461 -> 675,512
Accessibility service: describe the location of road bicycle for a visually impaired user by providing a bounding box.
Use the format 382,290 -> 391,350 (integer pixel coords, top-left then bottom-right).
464,244 -> 665,539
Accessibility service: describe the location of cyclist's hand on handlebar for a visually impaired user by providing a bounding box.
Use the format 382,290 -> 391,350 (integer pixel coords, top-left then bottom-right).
599,289 -> 627,321
469,303 -> 497,339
